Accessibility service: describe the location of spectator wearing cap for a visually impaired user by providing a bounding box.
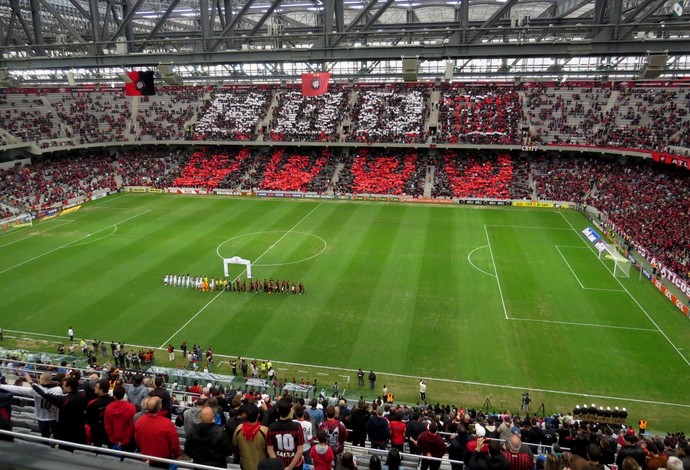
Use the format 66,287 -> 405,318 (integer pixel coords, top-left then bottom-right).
185,406 -> 233,468
416,421 -> 447,470
503,435 -> 534,470
667,456 -> 684,470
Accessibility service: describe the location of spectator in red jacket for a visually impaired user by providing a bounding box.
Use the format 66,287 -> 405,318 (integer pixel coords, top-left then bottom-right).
134,396 -> 181,468
416,421 -> 447,470
104,385 -> 137,452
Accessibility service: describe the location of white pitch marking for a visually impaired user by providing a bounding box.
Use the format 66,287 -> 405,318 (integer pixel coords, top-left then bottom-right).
558,211 -> 690,368
159,202 -> 324,348
10,327 -> 690,409
0,219 -> 76,248
0,209 -> 151,275
484,225 -> 509,319
467,245 -> 496,278
508,317 -> 658,332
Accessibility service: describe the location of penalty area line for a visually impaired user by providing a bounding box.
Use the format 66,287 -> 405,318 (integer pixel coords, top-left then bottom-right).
0,209 -> 151,275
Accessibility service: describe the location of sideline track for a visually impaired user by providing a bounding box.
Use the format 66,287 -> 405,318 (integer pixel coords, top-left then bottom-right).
5,327 -> 690,410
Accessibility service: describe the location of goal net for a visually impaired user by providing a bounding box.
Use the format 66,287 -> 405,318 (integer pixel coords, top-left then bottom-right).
598,243 -> 631,278
0,213 -> 33,232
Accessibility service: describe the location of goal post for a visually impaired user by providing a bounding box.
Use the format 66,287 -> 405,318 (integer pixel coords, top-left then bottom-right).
598,242 -> 631,278
0,213 -> 33,231
223,256 -> 252,279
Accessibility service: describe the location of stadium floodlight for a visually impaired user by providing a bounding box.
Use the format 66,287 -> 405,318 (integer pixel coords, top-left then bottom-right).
598,242 -> 631,278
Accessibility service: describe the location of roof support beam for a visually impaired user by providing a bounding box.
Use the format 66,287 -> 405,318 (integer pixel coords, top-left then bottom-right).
10,0 -> 36,48
137,0 -> 182,52
29,0 -> 45,55
350,0 -> 394,42
36,0 -> 87,44
88,0 -> 102,44
109,0 -> 147,48
469,0 -> 519,44
617,0 -> 668,39
335,0 -> 344,32
538,0 -> 593,19
248,0 -> 284,37
67,0 -> 91,21
210,0 -> 259,52
200,0 -> 211,50
332,0 -> 393,48
3,12 -> 16,47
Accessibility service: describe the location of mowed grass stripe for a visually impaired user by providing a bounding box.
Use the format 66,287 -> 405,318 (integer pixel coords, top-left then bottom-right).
3,195 -> 690,430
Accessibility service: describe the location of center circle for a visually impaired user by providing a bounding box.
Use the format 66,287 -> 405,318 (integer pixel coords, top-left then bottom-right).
216,231 -> 327,267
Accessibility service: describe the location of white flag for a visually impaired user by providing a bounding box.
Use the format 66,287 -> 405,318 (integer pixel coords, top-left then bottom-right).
672,0 -> 684,16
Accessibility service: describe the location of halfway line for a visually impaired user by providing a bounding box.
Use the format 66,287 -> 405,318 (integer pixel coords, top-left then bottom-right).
158,202 -> 324,348
484,225 -> 509,319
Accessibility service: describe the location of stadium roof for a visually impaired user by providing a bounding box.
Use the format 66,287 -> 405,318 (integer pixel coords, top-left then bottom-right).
0,0 -> 688,83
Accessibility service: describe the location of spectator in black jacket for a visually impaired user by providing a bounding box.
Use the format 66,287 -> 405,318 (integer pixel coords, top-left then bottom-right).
350,400 -> 370,448
616,434 -> 646,469
469,438 -> 509,470
185,406 -> 233,468
366,406 -> 390,450
85,379 -> 115,448
28,374 -> 88,451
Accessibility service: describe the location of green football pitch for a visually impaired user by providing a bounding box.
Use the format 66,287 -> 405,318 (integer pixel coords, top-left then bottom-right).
1,193 -> 689,432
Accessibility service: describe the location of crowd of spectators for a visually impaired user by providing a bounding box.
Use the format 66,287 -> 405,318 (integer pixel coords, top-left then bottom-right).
116,148 -> 188,189
347,85 -> 429,144
432,152 -> 531,200
268,87 -> 348,142
533,155 -> 690,281
438,85 -> 523,145
524,84 -> 611,145
1,353 -> 689,470
0,147 -> 687,282
259,148 -> 335,192
173,148 -> 253,189
135,87 -> 209,141
0,154 -> 117,211
0,93 -> 60,144
334,149 -> 421,196
1,84 -> 690,155
194,88 -> 271,141
51,91 -> 130,144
